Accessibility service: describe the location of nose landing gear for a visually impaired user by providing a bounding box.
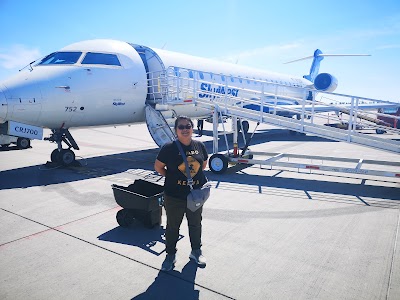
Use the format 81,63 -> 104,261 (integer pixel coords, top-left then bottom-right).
45,128 -> 79,166
50,148 -> 76,165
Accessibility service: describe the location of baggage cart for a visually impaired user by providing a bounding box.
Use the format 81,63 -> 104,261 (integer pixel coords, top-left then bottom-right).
111,179 -> 164,228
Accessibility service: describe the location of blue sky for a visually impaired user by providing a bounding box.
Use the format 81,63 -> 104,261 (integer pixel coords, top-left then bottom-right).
1,0 -> 399,101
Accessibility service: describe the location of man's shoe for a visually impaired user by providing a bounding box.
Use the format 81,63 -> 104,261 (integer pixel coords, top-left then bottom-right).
161,254 -> 176,271
189,249 -> 206,267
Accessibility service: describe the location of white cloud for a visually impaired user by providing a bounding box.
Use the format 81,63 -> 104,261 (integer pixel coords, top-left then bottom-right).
0,44 -> 41,69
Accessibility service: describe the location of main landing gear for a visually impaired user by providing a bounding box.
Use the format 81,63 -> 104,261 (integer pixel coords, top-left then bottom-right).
45,128 -> 79,166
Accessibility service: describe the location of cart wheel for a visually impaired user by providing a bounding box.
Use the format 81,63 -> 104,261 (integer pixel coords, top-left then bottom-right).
17,137 -> 30,149
209,153 -> 228,174
116,209 -> 134,227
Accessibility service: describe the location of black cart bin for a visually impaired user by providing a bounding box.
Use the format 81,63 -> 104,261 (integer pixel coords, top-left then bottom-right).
112,179 -> 164,228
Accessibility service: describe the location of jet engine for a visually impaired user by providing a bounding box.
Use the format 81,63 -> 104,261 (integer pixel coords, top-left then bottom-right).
313,73 -> 338,92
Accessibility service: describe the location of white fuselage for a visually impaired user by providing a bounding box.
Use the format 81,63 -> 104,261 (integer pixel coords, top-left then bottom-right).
0,39 -> 312,131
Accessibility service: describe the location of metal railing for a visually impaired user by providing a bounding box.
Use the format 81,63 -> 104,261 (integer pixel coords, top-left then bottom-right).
146,66 -> 400,153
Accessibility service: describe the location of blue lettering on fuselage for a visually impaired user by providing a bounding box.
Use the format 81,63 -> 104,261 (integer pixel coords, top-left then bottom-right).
14,126 -> 38,136
199,83 -> 239,99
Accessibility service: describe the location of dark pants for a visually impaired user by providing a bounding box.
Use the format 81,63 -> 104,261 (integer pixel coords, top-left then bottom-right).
164,194 -> 202,255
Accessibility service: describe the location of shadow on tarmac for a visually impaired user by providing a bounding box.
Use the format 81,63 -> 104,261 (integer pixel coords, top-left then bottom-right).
0,130 -> 398,203
0,145 -> 26,152
98,225 -> 167,255
98,225 -> 183,256
0,129 -> 328,189
131,262 -> 200,300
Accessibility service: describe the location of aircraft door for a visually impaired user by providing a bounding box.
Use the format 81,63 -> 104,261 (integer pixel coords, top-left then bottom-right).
132,45 -> 165,103
145,105 -> 176,147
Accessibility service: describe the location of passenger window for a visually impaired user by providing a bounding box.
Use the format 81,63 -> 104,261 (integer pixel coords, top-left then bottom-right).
189,71 -> 194,78
231,77 -> 234,82
199,72 -> 204,79
221,75 -> 225,81
38,52 -> 82,65
81,52 -> 121,66
173,67 -> 180,76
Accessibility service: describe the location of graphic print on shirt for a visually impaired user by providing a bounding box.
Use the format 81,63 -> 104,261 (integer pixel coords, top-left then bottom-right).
178,156 -> 201,178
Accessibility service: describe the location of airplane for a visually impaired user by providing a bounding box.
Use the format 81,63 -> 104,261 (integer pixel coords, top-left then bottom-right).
0,39 -> 397,166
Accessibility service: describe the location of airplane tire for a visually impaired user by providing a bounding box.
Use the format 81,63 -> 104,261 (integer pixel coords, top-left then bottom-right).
51,149 -> 60,162
116,209 -> 134,227
60,149 -> 75,166
16,137 -> 30,149
209,153 -> 228,174
375,129 -> 386,134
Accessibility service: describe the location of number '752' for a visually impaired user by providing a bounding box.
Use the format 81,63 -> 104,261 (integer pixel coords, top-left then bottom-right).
65,106 -> 77,112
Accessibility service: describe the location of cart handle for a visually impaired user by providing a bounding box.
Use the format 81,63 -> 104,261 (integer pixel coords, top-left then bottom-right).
111,184 -> 164,198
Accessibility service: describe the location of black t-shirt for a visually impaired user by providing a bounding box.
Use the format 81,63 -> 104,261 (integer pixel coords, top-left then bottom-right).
157,140 -> 208,200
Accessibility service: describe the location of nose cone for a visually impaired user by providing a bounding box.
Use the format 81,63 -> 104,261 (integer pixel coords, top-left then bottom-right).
0,86 -> 7,123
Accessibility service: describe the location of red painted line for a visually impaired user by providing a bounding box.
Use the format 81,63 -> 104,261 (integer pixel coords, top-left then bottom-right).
306,165 -> 320,170
396,174 -> 400,177
238,159 -> 249,163
0,206 -> 120,248
183,99 -> 193,102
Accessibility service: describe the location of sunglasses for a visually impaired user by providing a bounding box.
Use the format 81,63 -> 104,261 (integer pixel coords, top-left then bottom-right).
177,124 -> 192,130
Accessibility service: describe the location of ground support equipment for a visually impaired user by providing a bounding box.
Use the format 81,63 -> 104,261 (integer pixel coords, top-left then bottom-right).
224,152 -> 400,178
112,179 -> 164,228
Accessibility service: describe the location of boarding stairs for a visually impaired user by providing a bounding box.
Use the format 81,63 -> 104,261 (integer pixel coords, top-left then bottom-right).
145,66 -> 400,155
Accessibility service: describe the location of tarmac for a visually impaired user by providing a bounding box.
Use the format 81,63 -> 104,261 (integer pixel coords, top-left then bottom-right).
1,121 -> 399,300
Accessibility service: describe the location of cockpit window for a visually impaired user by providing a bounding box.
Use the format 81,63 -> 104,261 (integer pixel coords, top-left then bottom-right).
81,52 -> 121,66
38,52 -> 82,65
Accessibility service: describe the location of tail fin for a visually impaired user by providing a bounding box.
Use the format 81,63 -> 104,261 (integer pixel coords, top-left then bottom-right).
284,49 -> 324,82
285,49 -> 370,83
304,49 -> 323,82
